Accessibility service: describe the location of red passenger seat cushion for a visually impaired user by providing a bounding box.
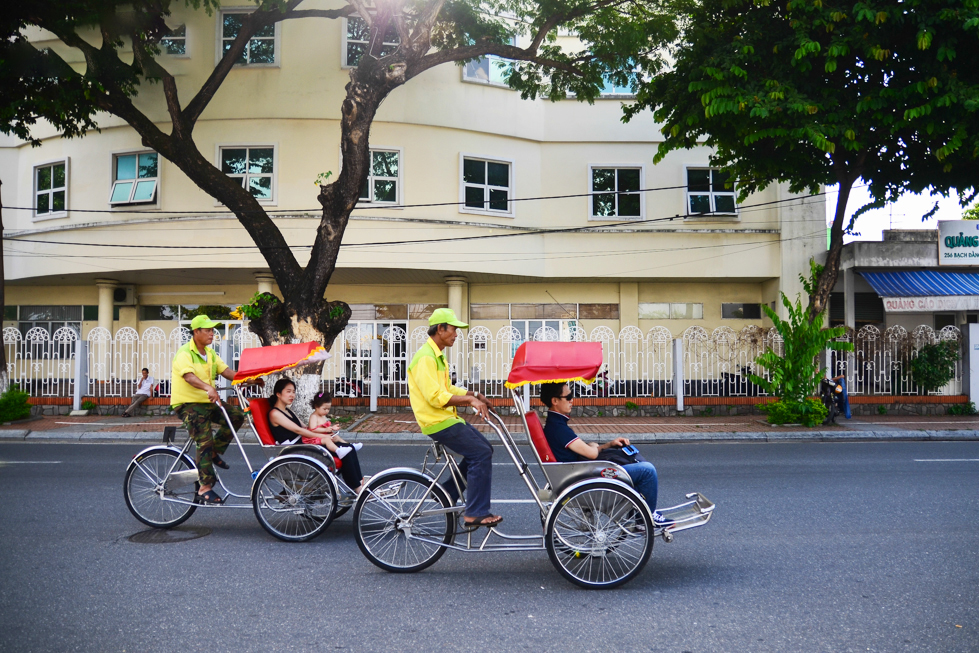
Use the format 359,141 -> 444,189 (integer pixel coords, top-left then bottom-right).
248,398 -> 277,446
525,411 -> 556,463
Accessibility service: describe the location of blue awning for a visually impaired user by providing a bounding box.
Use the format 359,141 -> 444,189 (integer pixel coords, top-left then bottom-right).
860,271 -> 979,297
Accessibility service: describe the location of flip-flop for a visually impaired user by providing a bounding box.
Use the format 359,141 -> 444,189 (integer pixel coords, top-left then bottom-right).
212,454 -> 230,470
197,489 -> 224,505
461,514 -> 503,531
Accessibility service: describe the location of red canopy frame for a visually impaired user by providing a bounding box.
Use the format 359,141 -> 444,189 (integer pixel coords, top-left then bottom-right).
232,342 -> 331,385
505,341 -> 603,389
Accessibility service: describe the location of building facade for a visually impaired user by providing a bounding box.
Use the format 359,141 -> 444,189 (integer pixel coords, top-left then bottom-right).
2,7 -> 826,352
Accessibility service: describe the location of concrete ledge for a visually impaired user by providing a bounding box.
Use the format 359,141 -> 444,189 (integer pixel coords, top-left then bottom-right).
0,430 -> 31,441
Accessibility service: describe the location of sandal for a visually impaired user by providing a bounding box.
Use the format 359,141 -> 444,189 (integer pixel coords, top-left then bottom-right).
461,514 -> 503,531
212,454 -> 229,470
197,489 -> 224,505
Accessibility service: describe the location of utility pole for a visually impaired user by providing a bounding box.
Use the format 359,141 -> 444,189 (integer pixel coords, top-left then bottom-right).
0,179 -> 6,390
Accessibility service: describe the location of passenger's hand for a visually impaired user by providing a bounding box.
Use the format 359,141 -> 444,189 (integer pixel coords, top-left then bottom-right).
206,386 -> 220,404
252,378 -> 265,387
608,437 -> 630,448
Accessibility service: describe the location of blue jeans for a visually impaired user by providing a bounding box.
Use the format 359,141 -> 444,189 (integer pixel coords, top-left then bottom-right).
427,422 -> 494,519
622,461 -> 658,513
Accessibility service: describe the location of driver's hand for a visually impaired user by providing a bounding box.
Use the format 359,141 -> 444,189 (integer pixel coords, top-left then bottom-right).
206,386 -> 220,404
471,396 -> 490,419
253,378 -> 265,387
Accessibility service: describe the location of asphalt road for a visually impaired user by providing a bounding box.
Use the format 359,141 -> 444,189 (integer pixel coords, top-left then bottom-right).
0,440 -> 977,653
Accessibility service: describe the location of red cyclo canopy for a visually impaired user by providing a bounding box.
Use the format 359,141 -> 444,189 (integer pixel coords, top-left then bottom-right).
232,342 -> 331,385
505,341 -> 603,389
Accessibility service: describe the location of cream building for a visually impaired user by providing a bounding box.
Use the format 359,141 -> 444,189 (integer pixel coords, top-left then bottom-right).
1,7 -> 826,350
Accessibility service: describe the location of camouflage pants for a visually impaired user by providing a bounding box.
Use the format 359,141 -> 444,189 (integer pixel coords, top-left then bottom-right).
174,402 -> 245,488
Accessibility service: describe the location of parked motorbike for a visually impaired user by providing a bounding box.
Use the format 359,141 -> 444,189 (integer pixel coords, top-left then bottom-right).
820,378 -> 849,424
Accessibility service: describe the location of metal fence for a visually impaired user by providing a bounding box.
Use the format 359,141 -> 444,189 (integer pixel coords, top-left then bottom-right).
2,323 -> 964,399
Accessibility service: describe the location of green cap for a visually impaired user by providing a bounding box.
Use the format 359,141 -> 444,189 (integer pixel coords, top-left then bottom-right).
428,307 -> 468,328
190,315 -> 221,330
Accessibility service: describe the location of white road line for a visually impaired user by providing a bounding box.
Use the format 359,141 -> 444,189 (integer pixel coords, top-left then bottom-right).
0,461 -> 63,464
914,459 -> 979,462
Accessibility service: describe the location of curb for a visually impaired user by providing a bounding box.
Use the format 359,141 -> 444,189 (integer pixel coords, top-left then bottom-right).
3,429 -> 978,445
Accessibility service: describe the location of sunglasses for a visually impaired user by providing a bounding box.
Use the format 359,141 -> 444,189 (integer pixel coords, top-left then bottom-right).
557,393 -> 575,401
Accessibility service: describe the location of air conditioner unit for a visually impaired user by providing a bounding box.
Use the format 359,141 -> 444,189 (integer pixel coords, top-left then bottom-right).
113,285 -> 137,306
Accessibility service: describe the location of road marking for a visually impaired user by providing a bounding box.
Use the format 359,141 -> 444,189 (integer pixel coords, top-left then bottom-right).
914,459 -> 979,462
490,499 -> 537,504
0,461 -> 63,464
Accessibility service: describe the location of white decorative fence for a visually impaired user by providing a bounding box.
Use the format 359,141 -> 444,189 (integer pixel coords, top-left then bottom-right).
2,323 -> 963,400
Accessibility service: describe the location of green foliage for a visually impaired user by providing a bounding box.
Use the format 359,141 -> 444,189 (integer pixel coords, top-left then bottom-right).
314,171 -> 333,187
910,341 -> 960,393
624,401 -> 639,411
232,293 -> 280,321
760,398 -> 828,427
877,405 -> 888,416
964,205 -> 979,220
628,0 -> 979,221
948,401 -> 978,416
701,406 -> 713,417
748,264 -> 853,412
81,400 -> 97,411
0,383 -> 32,422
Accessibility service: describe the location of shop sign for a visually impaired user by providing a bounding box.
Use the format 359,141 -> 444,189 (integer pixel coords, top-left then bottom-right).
883,296 -> 979,312
939,220 -> 979,266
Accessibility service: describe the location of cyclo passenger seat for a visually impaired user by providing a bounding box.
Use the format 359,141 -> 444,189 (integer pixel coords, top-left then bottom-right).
524,411 -> 556,463
247,397 -> 342,469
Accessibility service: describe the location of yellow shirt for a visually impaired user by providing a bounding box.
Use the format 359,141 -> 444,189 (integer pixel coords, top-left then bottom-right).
170,341 -> 229,407
407,337 -> 469,435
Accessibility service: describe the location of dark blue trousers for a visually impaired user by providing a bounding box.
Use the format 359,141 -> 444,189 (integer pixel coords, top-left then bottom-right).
428,421 -> 494,519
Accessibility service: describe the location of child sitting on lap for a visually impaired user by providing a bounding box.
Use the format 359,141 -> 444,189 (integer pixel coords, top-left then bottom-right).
307,392 -> 363,458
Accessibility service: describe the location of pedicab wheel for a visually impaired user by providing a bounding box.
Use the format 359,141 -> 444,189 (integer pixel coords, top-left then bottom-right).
252,457 -> 336,542
124,449 -> 198,528
545,481 -> 653,589
353,471 -> 455,573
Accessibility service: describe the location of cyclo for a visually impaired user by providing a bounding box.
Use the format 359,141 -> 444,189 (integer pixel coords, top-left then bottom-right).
123,342 -> 356,542
352,341 -> 715,589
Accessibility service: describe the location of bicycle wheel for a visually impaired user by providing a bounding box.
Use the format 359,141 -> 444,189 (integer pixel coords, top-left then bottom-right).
545,481 -> 653,589
252,457 -> 336,542
353,471 -> 455,573
124,449 -> 198,528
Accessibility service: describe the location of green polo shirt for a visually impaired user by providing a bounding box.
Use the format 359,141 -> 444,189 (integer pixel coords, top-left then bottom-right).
170,341 -> 228,407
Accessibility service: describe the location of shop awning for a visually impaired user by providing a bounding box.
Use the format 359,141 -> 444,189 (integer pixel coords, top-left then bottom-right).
860,271 -> 979,312
860,271 -> 979,297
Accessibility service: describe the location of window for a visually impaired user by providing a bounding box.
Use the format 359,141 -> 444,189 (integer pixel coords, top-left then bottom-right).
461,156 -> 512,215
591,166 -> 642,219
687,168 -> 736,215
220,147 -> 275,201
110,152 -> 159,205
161,25 -> 186,55
34,160 -> 68,218
409,304 -> 448,320
600,77 -> 634,97
722,303 -> 762,319
139,306 -> 179,321
470,303 -> 619,320
359,149 -> 401,204
220,11 -> 277,65
343,16 -> 399,67
14,305 -> 82,338
639,303 -> 703,320
463,38 -> 515,87
511,320 -> 579,343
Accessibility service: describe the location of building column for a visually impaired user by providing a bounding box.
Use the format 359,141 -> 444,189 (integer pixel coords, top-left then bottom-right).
95,278 -> 117,335
445,276 -> 468,323
619,282 -> 639,330
254,271 -> 275,295
843,268 -> 856,331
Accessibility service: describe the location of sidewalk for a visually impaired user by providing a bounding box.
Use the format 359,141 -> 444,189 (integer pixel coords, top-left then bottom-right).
2,412 -> 979,444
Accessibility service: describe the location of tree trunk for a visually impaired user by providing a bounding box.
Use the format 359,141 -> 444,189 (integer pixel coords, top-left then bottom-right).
808,153 -> 866,323
0,179 -> 6,392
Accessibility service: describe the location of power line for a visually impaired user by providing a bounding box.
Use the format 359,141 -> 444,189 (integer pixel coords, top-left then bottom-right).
5,189 -> 833,251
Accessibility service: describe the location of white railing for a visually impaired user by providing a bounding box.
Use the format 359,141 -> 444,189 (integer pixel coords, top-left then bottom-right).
2,323 -> 964,399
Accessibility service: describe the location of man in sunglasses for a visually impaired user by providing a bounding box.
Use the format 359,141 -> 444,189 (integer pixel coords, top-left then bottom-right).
539,382 -> 673,528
